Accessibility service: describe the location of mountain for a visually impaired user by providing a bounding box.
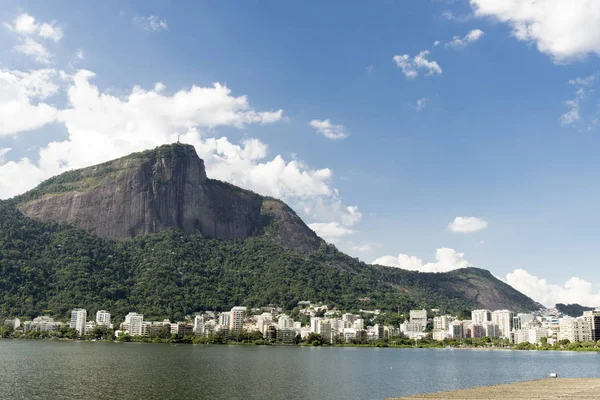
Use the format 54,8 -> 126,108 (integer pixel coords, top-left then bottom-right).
17,144 -> 320,254
555,303 -> 594,317
0,143 -> 542,321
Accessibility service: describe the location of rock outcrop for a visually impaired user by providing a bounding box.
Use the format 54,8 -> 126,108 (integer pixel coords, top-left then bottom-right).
18,143 -> 321,253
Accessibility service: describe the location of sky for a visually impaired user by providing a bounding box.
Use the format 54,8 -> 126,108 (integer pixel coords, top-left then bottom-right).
2,0 -> 600,308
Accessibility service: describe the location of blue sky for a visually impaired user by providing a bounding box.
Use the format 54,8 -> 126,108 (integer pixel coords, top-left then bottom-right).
2,0 -> 600,307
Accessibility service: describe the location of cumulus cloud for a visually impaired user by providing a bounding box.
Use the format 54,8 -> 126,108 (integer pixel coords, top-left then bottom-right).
0,67 -> 361,239
134,16 -> 168,32
309,119 -> 349,140
308,222 -> 354,242
0,148 -> 10,163
505,269 -> 600,308
448,216 -> 488,233
0,68 -> 60,135
470,0 -> 600,62
372,247 -> 471,273
4,13 -> 63,64
446,29 -> 485,49
393,51 -> 442,79
433,40 -> 440,47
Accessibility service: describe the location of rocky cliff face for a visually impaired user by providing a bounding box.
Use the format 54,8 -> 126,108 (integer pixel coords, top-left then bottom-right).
18,144 -> 321,253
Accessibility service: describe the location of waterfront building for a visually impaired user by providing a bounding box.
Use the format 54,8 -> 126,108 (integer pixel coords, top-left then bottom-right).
471,310 -> 491,324
559,317 -> 590,343
96,310 -> 111,328
583,310 -> 600,342
410,310 -> 427,325
310,317 -> 321,333
123,312 -> 144,336
483,322 -> 500,338
433,315 -> 454,331
219,313 -> 231,327
4,318 -> 20,331
276,328 -> 295,344
343,328 -> 357,342
70,309 -> 87,337
318,320 -> 333,343
491,310 -> 514,338
194,315 -> 205,336
513,313 -> 534,330
85,321 -> 96,335
449,322 -> 464,339
470,323 -> 485,339
433,330 -> 451,341
230,306 -> 246,334
277,314 -> 293,329
23,316 -> 61,332
353,318 -> 364,330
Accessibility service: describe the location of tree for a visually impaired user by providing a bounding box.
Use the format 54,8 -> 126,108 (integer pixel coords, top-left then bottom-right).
304,333 -> 326,346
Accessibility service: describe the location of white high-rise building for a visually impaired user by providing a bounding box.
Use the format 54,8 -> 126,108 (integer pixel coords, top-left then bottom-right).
230,306 -> 246,334
410,310 -> 427,324
96,310 -> 111,328
278,315 -> 293,329
353,318 -> 364,330
70,308 -> 87,337
219,313 -> 231,327
491,310 -> 514,338
471,310 -> 491,324
194,315 -> 205,336
310,317 -> 322,333
484,322 -> 500,338
434,315 -> 455,331
124,312 -> 144,336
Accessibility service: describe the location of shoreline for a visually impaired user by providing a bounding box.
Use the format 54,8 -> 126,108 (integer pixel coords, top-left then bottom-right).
2,337 -> 600,353
392,378 -> 600,399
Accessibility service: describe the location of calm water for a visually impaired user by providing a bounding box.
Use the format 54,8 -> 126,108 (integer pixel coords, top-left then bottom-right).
1,341 -> 599,399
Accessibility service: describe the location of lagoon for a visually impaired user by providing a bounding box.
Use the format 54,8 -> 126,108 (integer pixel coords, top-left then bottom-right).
1,341 -> 599,399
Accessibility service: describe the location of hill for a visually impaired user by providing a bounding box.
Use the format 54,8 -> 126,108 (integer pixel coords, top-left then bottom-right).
0,144 -> 542,321
555,303 -> 594,317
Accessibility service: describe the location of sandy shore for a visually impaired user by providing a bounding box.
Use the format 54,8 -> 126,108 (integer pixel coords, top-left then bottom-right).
390,378 -> 600,399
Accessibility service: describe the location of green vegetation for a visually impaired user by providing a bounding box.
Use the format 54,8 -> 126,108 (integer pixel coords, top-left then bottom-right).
555,303 -> 594,317
0,192 -> 540,322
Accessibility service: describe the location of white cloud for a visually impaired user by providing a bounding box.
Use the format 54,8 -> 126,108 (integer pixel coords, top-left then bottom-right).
433,40 -> 440,47
76,49 -> 84,60
470,0 -> 600,62
446,29 -> 485,49
441,10 -> 474,23
561,74 -> 599,128
14,38 -> 53,64
0,67 -> 360,238
308,222 -> 354,242
309,119 -> 349,140
373,247 -> 471,273
4,13 -> 63,64
134,16 -> 168,32
505,269 -> 600,307
0,68 -> 60,135
393,51 -> 442,79
448,216 -> 488,233
416,97 -> 429,111
350,242 -> 382,253
569,74 -> 598,87
0,148 -> 10,163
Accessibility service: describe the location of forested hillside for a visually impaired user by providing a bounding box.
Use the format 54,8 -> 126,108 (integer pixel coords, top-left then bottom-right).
0,197 -> 541,322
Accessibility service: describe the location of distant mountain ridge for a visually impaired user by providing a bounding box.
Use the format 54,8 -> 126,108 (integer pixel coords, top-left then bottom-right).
555,303 -> 595,317
0,144 -> 542,320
